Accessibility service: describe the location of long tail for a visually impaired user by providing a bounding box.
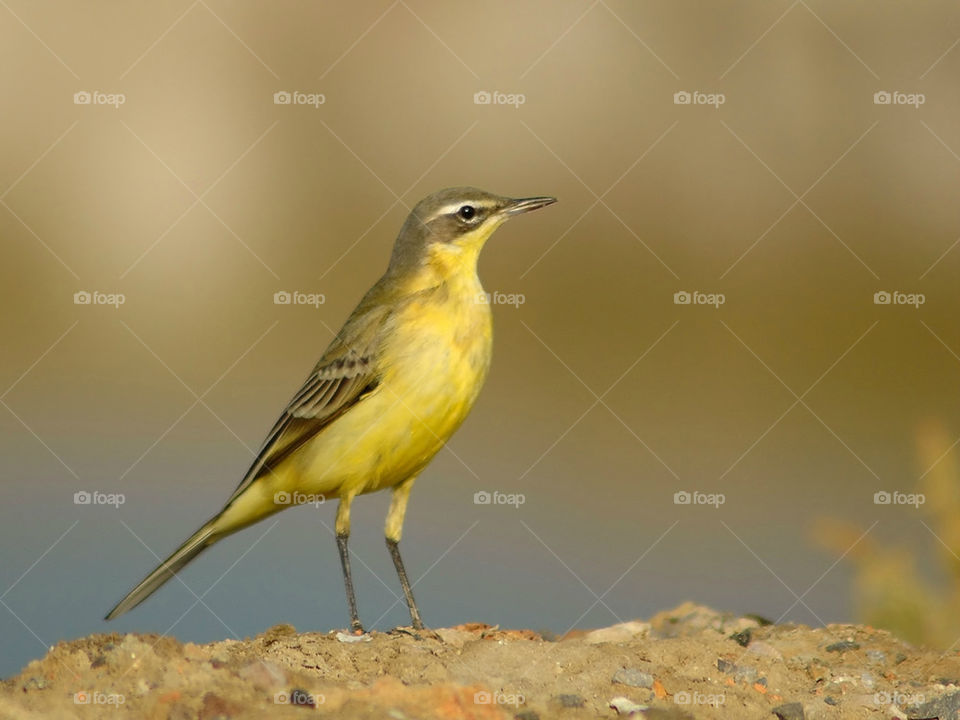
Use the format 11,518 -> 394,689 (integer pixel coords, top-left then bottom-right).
105,518 -> 220,620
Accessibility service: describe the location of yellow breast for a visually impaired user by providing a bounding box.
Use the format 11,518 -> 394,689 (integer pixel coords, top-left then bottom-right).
291,274 -> 493,498
370,280 -> 493,484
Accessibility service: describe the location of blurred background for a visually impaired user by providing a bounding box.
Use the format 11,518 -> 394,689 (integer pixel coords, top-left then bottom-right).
3,0 -> 960,678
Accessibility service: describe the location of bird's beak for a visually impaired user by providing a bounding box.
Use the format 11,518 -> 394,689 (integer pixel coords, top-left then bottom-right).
503,196 -> 558,216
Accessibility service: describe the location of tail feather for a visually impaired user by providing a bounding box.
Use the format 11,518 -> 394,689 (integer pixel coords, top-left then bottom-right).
105,519 -> 218,620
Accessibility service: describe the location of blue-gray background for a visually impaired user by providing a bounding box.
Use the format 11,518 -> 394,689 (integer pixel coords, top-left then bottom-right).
3,0 -> 960,678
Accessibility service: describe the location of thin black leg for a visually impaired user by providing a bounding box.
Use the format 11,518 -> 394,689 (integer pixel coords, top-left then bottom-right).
337,532 -> 364,633
387,538 -> 424,629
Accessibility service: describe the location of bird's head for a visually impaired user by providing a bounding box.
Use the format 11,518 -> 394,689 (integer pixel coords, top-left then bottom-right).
387,187 -> 556,282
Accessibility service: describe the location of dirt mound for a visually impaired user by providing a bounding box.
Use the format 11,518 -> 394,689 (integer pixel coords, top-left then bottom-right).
2,603 -> 958,719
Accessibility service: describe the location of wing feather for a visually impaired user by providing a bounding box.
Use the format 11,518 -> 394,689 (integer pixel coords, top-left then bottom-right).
224,296 -> 389,507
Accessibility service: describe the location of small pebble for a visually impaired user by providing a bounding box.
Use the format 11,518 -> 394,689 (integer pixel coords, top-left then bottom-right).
865,650 -> 887,664
731,628 -> 752,647
22,677 -> 45,691
583,622 -> 651,644
825,641 -> 860,653
902,689 -> 960,719
824,696 -> 838,706
554,694 -> 585,708
747,641 -> 784,660
716,657 -> 758,682
772,701 -> 805,719
612,668 -> 654,688
335,632 -> 371,643
609,696 -> 648,715
289,688 -> 316,708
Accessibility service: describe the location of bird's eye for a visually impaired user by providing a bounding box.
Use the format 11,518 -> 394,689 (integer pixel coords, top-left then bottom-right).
457,205 -> 477,221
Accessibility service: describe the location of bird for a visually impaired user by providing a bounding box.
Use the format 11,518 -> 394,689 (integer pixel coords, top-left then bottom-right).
105,187 -> 557,631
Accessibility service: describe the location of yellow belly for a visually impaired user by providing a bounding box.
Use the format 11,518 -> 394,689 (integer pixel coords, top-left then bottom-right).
291,289 -> 492,499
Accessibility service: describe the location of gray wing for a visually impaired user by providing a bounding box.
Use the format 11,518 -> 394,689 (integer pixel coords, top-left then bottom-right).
224,302 -> 387,507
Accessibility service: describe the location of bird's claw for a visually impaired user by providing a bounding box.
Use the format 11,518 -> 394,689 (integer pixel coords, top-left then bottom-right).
390,625 -> 441,641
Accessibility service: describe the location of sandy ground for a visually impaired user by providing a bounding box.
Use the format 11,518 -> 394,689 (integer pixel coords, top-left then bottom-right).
2,603 -> 958,719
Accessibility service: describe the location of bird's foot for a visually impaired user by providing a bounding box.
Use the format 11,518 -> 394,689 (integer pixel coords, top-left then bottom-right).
390,625 -> 441,641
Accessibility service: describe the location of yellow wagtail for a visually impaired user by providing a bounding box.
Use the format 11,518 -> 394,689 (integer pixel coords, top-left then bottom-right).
106,187 -> 556,631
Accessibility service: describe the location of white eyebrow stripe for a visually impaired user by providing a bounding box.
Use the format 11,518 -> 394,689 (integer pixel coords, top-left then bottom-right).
418,200 -> 499,224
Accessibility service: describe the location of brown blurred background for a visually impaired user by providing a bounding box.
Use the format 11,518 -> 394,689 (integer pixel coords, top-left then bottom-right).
3,0 -> 960,677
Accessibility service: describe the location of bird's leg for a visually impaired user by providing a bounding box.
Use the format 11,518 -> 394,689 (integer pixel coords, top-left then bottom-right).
335,496 -> 363,633
385,477 -> 423,630
387,539 -> 423,629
